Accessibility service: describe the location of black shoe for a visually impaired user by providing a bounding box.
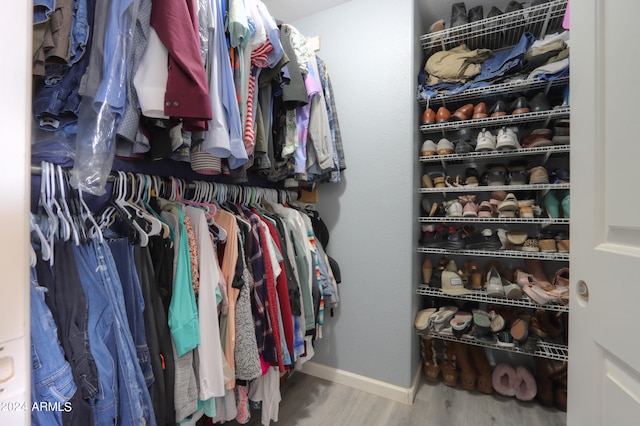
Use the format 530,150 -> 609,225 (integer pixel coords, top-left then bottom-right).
468,5 -> 483,22
529,92 -> 551,112
504,1 -> 525,44
510,96 -> 530,115
485,6 -> 504,49
451,2 -> 468,27
489,100 -> 508,117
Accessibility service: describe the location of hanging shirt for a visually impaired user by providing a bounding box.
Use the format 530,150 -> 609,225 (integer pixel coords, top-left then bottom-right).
184,206 -> 225,401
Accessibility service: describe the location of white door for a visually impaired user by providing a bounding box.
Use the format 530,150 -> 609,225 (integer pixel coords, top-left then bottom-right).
569,1 -> 640,424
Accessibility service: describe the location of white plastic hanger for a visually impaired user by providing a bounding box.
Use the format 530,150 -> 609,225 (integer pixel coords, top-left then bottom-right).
30,213 -> 52,263
113,171 -> 149,247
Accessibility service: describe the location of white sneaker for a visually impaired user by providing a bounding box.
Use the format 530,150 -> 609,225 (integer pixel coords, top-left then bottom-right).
421,139 -> 437,156
496,127 -> 521,150
475,128 -> 496,152
436,138 -> 455,155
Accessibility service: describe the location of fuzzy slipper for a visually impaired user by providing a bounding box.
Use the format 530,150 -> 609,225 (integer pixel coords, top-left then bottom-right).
492,363 -> 517,397
513,366 -> 537,401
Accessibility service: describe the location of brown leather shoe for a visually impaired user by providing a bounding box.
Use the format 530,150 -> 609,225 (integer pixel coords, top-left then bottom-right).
436,106 -> 451,123
452,103 -> 474,121
422,107 -> 436,125
522,128 -> 553,148
454,342 -> 477,391
472,102 -> 488,119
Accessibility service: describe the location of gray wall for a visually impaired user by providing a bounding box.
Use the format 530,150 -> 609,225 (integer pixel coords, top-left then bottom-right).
288,0 -> 420,388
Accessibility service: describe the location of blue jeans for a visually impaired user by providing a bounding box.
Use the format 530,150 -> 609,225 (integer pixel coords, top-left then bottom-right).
93,241 -> 157,426
69,0 -> 90,66
73,243 -> 119,425
474,32 -> 535,82
30,267 -> 77,426
107,238 -> 155,389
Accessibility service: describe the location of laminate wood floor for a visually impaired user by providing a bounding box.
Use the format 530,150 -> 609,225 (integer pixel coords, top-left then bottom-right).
230,372 -> 566,426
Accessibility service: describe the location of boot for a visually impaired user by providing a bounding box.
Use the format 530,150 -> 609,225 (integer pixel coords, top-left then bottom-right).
469,345 -> 493,394
441,340 -> 458,387
534,358 -> 566,407
454,342 -> 477,391
421,336 -> 440,383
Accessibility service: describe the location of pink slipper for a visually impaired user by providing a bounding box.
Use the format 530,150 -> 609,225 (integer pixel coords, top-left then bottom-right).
492,363 -> 516,397
513,366 -> 537,401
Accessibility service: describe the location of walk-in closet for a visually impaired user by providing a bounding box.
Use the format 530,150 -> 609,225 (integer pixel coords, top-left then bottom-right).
3,0 -> 640,425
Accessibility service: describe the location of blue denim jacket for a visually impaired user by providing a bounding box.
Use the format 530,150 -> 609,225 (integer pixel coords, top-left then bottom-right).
474,32 -> 535,82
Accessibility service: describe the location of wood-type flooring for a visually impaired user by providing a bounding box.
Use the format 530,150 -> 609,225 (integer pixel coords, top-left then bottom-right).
224,371 -> 566,426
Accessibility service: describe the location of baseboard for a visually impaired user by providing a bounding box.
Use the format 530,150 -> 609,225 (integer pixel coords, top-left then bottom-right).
299,361 -> 422,405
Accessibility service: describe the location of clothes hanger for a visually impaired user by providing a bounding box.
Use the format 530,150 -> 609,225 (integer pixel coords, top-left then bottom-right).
126,172 -> 163,237
30,212 -> 52,263
46,162 -> 71,243
112,171 -> 149,246
38,162 -> 58,261
140,174 -> 171,239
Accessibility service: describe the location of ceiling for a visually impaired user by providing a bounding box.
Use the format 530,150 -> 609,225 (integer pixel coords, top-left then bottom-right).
261,0 -> 352,23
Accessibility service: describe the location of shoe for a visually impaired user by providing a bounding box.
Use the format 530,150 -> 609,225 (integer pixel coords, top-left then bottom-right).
475,201 -> 492,218
513,366 -> 537,401
453,103 -> 474,121
543,190 -> 560,218
496,330 -> 514,347
436,106 -> 451,123
441,340 -> 458,387
468,5 -> 483,22
496,127 -> 521,150
455,138 -> 473,154
529,166 -> 549,184
522,238 -> 540,252
450,2 -> 468,27
556,232 -> 570,253
472,102 -> 488,119
507,159 -> 529,185
436,138 -> 455,155
529,92 -> 551,112
462,200 -> 478,217
489,100 -> 508,117
420,139 -> 437,156
475,128 -> 496,151
522,128 -> 553,148
451,312 -> 473,338
422,107 -> 436,125
486,164 -> 507,186
431,228 -> 466,249
445,200 -> 463,217
421,174 -> 433,188
484,6 -> 504,50
421,336 -> 441,383
510,96 -> 530,115
472,309 -> 492,336
454,342 -> 477,391
469,346 -> 493,394
486,266 -> 505,297
552,119 -> 570,145
510,317 -> 529,344
498,193 -> 518,217
415,307 -> 437,331
466,228 -> 502,250
464,167 -> 479,186
492,363 -> 516,397
561,193 -> 570,218
537,228 -> 557,252
503,1 -> 525,43
422,258 -> 433,283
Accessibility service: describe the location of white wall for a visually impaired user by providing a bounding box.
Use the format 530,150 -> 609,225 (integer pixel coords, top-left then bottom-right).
288,0 -> 419,388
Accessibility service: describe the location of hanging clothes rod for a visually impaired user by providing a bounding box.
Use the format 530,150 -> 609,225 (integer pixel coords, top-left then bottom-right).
30,164 -> 298,202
